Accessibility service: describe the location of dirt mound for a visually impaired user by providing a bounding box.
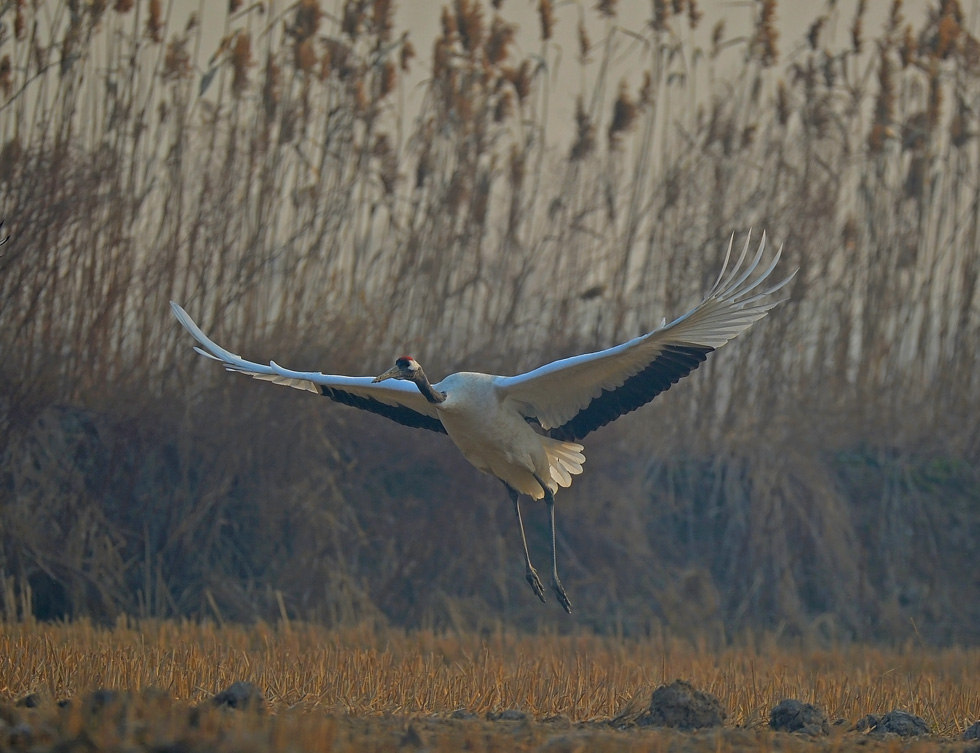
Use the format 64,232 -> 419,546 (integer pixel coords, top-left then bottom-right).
769,699 -> 830,736
854,710 -> 930,737
211,682 -> 265,712
613,680 -> 726,730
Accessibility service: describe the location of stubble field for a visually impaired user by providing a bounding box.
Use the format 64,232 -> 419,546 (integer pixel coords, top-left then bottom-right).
1,620 -> 978,752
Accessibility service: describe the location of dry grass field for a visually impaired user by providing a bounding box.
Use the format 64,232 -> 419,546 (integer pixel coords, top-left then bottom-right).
0,620 -> 978,752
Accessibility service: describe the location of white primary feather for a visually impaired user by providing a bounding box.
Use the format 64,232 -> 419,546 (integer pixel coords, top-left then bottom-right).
170,301 -> 441,424
493,232 -> 794,434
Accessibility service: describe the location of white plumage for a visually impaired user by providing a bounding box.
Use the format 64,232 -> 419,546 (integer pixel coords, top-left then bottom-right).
171,232 -> 794,613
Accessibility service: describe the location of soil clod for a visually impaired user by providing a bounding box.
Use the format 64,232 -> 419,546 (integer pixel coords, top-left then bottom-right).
854,710 -> 930,737
211,681 -> 265,712
614,679 -> 726,730
399,723 -> 425,748
488,709 -> 530,722
769,699 -> 830,736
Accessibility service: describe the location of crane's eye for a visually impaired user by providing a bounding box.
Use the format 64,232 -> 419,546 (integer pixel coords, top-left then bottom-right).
396,356 -> 414,370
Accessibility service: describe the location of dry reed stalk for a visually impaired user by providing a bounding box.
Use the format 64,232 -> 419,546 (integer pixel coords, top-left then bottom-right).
0,0 -> 978,639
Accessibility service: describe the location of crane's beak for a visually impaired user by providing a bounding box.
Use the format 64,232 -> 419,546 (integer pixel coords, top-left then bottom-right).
372,365 -> 401,383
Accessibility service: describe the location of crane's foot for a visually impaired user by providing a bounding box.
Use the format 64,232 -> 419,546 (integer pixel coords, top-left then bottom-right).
526,567 -> 547,603
552,577 -> 572,613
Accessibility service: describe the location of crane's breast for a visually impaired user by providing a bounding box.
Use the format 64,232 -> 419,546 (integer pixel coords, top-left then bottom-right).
435,372 -> 545,481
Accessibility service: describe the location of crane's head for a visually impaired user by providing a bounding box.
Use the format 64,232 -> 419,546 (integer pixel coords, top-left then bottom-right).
372,356 -> 422,383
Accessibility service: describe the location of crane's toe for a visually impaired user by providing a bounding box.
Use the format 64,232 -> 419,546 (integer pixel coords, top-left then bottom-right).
526,567 -> 547,603
552,577 -> 572,613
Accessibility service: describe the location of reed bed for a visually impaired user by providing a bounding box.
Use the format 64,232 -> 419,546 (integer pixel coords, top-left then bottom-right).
1,0 -> 979,638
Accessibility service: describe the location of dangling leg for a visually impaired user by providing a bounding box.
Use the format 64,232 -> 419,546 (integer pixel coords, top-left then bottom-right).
532,473 -> 572,613
502,482 -> 546,603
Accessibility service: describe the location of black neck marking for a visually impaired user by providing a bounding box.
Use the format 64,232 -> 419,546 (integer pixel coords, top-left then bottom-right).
415,371 -> 447,404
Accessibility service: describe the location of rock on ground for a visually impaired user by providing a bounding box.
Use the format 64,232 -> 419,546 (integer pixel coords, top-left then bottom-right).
614,679 -> 726,730
769,699 -> 830,736
211,681 -> 265,712
855,709 -> 930,737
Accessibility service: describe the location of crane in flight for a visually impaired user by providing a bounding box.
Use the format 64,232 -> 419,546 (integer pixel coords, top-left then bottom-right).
171,233 -> 794,613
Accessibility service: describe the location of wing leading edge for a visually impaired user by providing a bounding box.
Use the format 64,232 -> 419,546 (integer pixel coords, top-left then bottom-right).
169,302 -> 447,434
494,232 -> 795,441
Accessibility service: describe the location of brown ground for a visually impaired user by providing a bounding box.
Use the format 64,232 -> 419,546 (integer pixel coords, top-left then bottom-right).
1,695 -> 978,753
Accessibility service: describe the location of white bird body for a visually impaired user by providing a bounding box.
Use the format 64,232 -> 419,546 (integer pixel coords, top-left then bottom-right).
434,372 -> 586,498
171,232 -> 795,613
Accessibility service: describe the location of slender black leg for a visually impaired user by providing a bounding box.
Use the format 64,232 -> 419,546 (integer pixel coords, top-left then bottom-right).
532,473 -> 572,613
502,482 -> 546,603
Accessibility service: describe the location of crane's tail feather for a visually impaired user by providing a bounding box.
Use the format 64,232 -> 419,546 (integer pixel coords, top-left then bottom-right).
545,439 -> 586,492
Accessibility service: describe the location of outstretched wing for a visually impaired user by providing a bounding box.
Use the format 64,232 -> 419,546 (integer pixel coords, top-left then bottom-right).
493,232 -> 795,441
170,302 -> 447,434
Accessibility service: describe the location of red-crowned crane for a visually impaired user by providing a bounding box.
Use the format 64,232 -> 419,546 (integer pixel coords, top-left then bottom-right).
171,233 -> 794,613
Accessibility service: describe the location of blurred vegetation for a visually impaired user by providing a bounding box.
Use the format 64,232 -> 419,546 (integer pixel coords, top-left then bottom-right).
1,0 -> 979,642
